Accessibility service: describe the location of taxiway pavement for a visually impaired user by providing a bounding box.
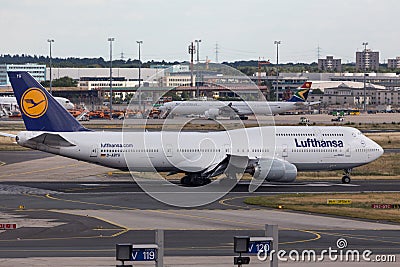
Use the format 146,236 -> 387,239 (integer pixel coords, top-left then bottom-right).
0,150 -> 399,265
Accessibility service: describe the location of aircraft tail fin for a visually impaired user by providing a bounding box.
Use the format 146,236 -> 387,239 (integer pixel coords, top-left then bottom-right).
287,82 -> 312,102
7,71 -> 88,132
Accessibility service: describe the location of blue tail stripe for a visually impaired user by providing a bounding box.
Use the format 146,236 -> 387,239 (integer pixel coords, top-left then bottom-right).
7,71 -> 88,132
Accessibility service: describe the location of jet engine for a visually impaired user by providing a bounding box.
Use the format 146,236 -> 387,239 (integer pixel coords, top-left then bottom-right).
252,158 -> 297,182
204,108 -> 220,120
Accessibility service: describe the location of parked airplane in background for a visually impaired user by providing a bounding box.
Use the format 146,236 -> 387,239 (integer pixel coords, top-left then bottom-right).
159,82 -> 317,119
0,95 -> 74,112
1,72 -> 383,187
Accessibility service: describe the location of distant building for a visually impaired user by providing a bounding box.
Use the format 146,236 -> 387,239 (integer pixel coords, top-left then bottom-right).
46,67 -> 163,84
161,75 -> 195,87
356,49 -> 380,71
318,56 -> 342,72
307,82 -> 400,107
0,63 -> 46,86
388,57 -> 400,69
78,76 -> 159,100
78,77 -> 133,91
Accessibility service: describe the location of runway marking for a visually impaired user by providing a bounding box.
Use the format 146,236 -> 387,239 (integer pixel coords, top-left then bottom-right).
0,210 -> 128,242
44,193 -> 321,245
0,161 -> 6,167
218,195 -> 260,209
316,230 -> 400,245
87,214 -> 129,238
136,209 -> 322,245
63,186 -> 108,192
45,193 -> 139,210
281,230 -> 321,245
22,193 -> 48,199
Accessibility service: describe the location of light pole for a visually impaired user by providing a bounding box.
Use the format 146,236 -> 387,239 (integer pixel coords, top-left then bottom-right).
362,42 -> 368,113
195,39 -> 201,98
137,40 -> 143,112
274,40 -> 281,101
195,39 -> 201,63
188,42 -> 195,96
47,39 -> 54,95
108,37 -> 115,119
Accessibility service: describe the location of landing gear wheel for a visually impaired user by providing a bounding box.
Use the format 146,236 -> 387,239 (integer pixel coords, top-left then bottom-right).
180,176 -> 191,186
342,175 -> 351,184
180,175 -> 211,186
203,178 -> 212,185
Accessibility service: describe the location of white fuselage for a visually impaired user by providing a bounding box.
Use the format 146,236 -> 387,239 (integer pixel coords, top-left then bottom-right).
160,101 -> 301,117
17,126 -> 383,176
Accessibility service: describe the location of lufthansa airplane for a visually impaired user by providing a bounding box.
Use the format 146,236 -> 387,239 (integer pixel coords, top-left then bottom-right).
1,72 -> 383,186
159,82 -> 316,119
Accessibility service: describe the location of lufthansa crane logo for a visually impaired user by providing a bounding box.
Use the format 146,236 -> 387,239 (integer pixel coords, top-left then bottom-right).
20,88 -> 48,118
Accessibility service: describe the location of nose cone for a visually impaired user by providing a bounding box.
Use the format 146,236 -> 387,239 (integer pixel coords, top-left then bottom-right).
377,143 -> 384,158
370,139 -> 384,161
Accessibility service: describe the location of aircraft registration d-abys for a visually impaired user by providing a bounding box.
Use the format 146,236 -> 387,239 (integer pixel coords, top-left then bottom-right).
2,72 -> 383,186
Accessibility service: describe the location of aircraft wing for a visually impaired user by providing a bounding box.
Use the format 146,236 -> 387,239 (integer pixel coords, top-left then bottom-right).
203,154 -> 250,178
305,101 -> 321,106
28,133 -> 76,147
218,103 -> 240,116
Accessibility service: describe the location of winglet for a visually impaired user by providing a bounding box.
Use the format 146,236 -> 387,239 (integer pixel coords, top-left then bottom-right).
7,71 -> 89,132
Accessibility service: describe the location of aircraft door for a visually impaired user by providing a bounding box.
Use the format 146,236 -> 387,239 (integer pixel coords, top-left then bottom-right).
90,145 -> 98,158
165,144 -> 173,157
224,144 -> 231,154
345,144 -> 351,157
282,144 -> 288,158
313,127 -> 323,141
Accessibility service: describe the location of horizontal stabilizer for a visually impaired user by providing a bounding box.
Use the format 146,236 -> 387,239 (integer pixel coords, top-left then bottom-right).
0,132 -> 17,138
29,133 -> 76,147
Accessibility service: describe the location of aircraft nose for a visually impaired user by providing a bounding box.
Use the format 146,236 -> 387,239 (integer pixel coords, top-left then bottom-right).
377,143 -> 384,157
370,139 -> 384,160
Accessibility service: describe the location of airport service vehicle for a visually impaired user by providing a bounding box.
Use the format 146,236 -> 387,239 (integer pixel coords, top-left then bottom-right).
0,95 -> 75,110
1,72 -> 383,186
158,82 -> 318,119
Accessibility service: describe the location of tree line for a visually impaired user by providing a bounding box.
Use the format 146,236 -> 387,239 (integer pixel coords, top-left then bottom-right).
1,54 -> 399,74
0,54 -> 180,68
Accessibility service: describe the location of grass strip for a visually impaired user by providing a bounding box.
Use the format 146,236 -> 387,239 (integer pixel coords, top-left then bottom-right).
245,192 -> 400,224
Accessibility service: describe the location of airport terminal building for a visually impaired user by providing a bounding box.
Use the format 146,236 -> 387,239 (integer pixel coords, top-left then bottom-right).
0,63 -> 46,86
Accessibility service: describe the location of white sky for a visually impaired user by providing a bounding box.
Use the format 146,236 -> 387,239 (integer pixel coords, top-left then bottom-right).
1,0 -> 399,63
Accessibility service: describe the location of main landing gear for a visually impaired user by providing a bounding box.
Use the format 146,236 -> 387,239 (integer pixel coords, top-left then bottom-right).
342,169 -> 352,184
180,173 -> 211,186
